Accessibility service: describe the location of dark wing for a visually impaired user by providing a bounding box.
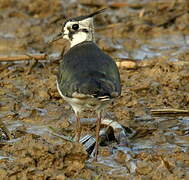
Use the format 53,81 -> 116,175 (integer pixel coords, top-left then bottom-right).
57,41 -> 121,99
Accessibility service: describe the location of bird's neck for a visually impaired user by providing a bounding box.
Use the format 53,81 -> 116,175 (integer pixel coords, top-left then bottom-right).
70,31 -> 95,48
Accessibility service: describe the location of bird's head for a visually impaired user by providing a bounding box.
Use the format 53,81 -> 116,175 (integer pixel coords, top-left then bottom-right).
54,9 -> 106,48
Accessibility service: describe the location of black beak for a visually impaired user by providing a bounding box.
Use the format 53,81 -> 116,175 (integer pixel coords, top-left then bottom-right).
48,32 -> 64,44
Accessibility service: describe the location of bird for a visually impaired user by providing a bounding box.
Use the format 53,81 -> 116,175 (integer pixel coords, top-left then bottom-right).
55,9 -> 121,161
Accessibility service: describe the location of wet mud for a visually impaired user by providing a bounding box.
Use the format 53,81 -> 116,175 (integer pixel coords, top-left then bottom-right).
0,0 -> 189,179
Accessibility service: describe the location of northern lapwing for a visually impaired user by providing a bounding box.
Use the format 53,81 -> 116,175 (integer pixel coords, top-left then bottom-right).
55,9 -> 121,161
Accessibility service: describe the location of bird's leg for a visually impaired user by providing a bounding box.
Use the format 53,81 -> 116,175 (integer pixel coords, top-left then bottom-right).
76,112 -> 81,142
94,111 -> 102,161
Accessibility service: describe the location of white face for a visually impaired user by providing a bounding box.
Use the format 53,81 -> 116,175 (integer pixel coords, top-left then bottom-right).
63,17 -> 94,47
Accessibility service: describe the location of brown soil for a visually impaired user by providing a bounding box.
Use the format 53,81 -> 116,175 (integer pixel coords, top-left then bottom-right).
0,0 -> 189,179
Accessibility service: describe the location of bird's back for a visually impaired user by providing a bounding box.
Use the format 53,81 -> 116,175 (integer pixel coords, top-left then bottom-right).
58,41 -> 121,98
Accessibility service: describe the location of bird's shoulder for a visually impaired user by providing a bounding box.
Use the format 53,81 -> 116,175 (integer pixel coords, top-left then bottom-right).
64,41 -> 111,61
61,41 -> 117,71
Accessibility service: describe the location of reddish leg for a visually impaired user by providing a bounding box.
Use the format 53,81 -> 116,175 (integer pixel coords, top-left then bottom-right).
76,113 -> 81,142
94,111 -> 102,161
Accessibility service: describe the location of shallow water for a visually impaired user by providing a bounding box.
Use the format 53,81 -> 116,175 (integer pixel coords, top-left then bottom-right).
112,34 -> 189,61
1,0 -> 189,179
1,113 -> 188,178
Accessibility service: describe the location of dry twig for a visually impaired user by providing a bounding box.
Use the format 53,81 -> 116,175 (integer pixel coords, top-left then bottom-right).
151,109 -> 189,115
0,54 -> 47,62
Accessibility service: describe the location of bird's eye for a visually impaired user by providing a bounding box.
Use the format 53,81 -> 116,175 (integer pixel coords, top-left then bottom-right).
72,24 -> 79,30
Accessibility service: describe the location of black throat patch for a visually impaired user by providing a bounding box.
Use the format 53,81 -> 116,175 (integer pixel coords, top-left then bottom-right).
68,30 -> 74,41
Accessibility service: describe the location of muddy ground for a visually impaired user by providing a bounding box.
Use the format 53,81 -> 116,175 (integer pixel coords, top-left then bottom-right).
0,0 -> 189,179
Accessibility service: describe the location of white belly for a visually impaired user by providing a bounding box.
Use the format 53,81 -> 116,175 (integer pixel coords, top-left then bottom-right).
56,80 -> 111,114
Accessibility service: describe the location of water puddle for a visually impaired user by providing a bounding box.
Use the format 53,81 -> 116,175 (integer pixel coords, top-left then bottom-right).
86,114 -> 189,176
113,34 -> 189,60
1,0 -> 189,178
0,111 -> 189,178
